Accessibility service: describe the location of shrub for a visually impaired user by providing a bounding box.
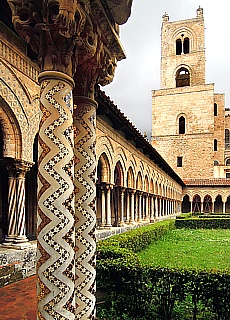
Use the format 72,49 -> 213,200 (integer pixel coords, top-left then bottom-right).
175,218 -> 230,229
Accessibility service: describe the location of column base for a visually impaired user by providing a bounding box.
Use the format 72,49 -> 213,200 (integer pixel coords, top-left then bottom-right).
14,235 -> 29,244
118,221 -> 125,227
104,224 -> 112,229
129,220 -> 136,225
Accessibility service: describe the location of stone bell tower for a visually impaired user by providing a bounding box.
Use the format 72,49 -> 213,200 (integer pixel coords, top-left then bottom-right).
161,6 -> 205,89
152,7 -> 225,180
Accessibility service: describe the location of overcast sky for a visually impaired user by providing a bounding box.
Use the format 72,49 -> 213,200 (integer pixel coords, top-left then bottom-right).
101,0 -> 230,139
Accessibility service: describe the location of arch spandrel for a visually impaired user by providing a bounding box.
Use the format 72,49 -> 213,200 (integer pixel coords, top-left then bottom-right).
0,61 -> 40,161
96,135 -> 114,166
0,98 -> 21,158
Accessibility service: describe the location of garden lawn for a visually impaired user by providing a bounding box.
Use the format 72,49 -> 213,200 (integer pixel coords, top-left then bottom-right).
137,228 -> 230,271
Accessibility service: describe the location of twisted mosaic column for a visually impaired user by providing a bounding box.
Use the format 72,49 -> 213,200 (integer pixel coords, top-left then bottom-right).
37,71 -> 75,320
4,168 -> 17,243
3,159 -> 33,247
73,96 -> 97,319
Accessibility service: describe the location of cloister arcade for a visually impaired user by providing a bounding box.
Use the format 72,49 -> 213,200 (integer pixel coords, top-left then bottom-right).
96,152 -> 181,227
182,192 -> 230,213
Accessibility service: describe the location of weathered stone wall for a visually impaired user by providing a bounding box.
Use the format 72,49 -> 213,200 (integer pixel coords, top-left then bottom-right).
0,242 -> 36,287
214,94 -> 225,167
152,85 -> 216,179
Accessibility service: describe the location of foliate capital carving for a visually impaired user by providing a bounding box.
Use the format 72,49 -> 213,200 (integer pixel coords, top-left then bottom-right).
7,0 -> 85,77
3,157 -> 34,178
7,0 -> 130,87
73,21 -> 117,98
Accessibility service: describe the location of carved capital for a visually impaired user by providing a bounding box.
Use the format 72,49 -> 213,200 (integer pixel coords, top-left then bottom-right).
3,157 -> 34,178
7,0 -> 85,77
7,0 -> 132,86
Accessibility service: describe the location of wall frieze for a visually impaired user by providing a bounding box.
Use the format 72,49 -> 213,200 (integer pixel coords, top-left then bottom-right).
0,34 -> 39,83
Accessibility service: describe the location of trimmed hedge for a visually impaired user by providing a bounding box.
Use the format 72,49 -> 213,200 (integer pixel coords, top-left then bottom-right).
97,219 -> 175,255
97,220 -> 230,319
97,262 -> 230,320
175,218 -> 230,229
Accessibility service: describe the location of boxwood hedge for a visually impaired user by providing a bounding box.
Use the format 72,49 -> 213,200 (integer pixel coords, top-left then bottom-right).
96,219 -> 230,320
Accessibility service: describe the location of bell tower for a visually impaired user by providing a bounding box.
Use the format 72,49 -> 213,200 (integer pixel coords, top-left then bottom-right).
161,6 -> 205,89
152,8 -> 225,180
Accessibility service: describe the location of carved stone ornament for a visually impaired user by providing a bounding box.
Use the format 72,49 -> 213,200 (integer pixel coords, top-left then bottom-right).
104,0 -> 133,24
7,0 -> 132,83
7,0 -> 85,77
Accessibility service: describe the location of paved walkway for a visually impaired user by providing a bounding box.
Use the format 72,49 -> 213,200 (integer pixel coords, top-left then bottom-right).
0,275 -> 36,320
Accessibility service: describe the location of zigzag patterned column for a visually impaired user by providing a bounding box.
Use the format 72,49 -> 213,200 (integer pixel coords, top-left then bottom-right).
73,96 -> 97,319
37,71 -> 75,320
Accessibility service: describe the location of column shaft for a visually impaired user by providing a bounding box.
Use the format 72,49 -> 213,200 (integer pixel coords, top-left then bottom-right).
37,72 -> 75,320
74,96 -> 97,319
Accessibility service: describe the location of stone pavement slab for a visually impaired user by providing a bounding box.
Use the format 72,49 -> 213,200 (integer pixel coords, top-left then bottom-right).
0,275 -> 36,320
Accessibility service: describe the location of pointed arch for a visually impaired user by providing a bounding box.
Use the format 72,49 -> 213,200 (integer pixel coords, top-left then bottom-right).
192,194 -> 201,213
182,195 -> 190,213
114,161 -> 124,187
136,172 -> 143,191
97,152 -> 111,184
127,166 -> 135,189
203,195 -> 212,213
144,175 -> 149,193
0,97 -> 22,158
150,179 -> 154,194
214,195 -> 223,213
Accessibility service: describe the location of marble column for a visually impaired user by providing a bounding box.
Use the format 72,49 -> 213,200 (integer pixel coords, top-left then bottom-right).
150,196 -> 154,222
119,188 -> 125,226
138,192 -> 142,221
159,198 -> 162,216
126,190 -> 130,223
73,96 -> 97,318
130,191 -> 135,223
105,184 -> 112,227
223,201 -> 226,214
7,1 -> 133,319
155,197 -> 158,218
101,186 -> 106,226
145,194 -> 149,220
3,160 -> 17,244
3,158 -> 33,247
37,72 -> 76,319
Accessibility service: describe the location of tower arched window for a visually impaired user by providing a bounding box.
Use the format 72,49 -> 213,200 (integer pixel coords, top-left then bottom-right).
176,39 -> 182,55
214,103 -> 217,116
179,116 -> 185,134
214,139 -> 217,151
183,37 -> 190,54
176,67 -> 190,87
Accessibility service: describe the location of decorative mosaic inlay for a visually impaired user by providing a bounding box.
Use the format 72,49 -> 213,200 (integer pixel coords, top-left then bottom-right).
74,100 -> 97,319
37,79 -> 75,320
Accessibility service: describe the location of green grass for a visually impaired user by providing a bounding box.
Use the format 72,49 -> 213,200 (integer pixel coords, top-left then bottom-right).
137,228 -> 230,271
